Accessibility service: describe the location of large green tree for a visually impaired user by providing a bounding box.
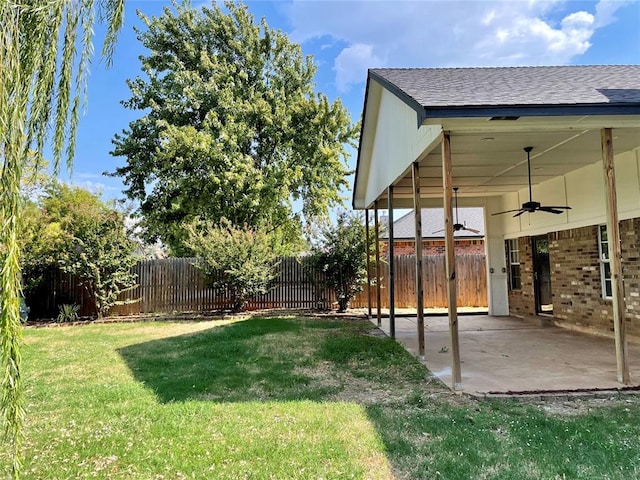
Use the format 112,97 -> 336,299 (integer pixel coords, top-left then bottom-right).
111,1 -> 358,254
0,1 -> 123,477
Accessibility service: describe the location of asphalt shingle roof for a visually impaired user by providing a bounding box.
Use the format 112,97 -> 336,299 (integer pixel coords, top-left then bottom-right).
382,208 -> 484,239
370,66 -> 640,108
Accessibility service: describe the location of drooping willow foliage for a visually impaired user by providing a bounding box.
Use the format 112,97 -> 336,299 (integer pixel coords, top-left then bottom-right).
0,1 -> 123,477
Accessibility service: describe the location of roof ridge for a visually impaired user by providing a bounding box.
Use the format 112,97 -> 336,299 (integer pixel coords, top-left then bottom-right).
370,65 -> 640,72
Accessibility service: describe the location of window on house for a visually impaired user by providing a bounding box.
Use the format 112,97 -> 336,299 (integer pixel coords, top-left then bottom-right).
598,224 -> 612,299
506,238 -> 521,291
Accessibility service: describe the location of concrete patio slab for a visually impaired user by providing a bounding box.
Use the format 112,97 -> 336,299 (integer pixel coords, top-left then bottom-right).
372,315 -> 640,396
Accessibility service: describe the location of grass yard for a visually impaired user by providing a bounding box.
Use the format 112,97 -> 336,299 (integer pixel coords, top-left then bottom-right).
3,316 -> 640,479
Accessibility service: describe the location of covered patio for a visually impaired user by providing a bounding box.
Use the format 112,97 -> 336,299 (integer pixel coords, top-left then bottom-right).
373,314 -> 640,396
355,66 -> 640,393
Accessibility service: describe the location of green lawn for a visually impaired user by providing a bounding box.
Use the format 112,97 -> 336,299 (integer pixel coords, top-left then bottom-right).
3,316 -> 640,479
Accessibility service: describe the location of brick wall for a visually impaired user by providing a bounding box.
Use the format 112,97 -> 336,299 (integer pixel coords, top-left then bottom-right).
621,218 -> 640,337
507,217 -> 640,339
548,226 -> 614,333
386,239 -> 485,256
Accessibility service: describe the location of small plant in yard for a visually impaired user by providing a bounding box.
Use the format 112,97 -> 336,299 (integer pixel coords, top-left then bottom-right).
184,217 -> 280,312
56,304 -> 80,323
304,212 -> 369,312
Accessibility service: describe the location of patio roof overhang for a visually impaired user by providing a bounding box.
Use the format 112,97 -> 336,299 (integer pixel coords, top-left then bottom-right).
354,66 -> 640,391
353,72 -> 640,210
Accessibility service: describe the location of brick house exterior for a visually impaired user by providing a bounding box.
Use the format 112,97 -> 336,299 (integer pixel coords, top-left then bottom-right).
507,217 -> 640,339
392,239 -> 485,256
353,65 -> 640,384
382,208 -> 485,256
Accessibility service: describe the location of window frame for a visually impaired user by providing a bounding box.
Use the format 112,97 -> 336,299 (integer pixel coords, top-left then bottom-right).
598,224 -> 612,300
506,238 -> 522,291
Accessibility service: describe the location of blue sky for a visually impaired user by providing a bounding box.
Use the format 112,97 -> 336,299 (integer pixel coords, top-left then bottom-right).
64,0 -> 640,201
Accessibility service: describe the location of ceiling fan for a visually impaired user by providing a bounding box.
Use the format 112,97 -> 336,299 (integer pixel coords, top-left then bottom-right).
433,187 -> 481,234
492,146 -> 571,217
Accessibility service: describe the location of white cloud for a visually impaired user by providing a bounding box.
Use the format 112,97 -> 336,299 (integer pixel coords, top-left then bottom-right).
475,9 -> 595,62
74,172 -> 109,180
72,180 -> 108,195
334,43 -> 385,92
62,172 -> 123,199
286,0 -> 636,91
594,0 -> 636,27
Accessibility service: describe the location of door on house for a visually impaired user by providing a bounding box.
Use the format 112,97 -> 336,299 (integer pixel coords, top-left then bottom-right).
532,235 -> 553,314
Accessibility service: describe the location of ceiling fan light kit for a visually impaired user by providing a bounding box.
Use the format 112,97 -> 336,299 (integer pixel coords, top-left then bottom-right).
492,146 -> 572,217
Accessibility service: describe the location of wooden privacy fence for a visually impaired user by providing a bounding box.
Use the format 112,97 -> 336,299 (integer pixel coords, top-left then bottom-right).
38,254 -> 487,318
119,257 -> 330,314
352,254 -> 487,309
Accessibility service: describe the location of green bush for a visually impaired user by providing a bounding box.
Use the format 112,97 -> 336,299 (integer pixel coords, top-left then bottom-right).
20,182 -> 139,318
184,218 -> 280,312
305,212 -> 368,312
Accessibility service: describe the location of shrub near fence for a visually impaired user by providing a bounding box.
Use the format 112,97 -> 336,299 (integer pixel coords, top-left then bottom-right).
37,254 -> 487,318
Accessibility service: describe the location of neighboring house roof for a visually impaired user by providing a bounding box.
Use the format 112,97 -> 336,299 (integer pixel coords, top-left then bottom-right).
381,208 -> 484,240
368,65 -> 640,122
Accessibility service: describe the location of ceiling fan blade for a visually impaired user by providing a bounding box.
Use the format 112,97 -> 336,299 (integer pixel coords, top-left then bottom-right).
513,210 -> 527,217
432,228 -> 445,234
541,205 -> 571,210
538,206 -> 565,214
491,209 -> 522,216
463,227 -> 481,234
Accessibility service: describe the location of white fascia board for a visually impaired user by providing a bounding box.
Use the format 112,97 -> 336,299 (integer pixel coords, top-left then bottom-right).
353,81 -> 382,210
429,115 -> 640,134
361,87 -> 442,208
